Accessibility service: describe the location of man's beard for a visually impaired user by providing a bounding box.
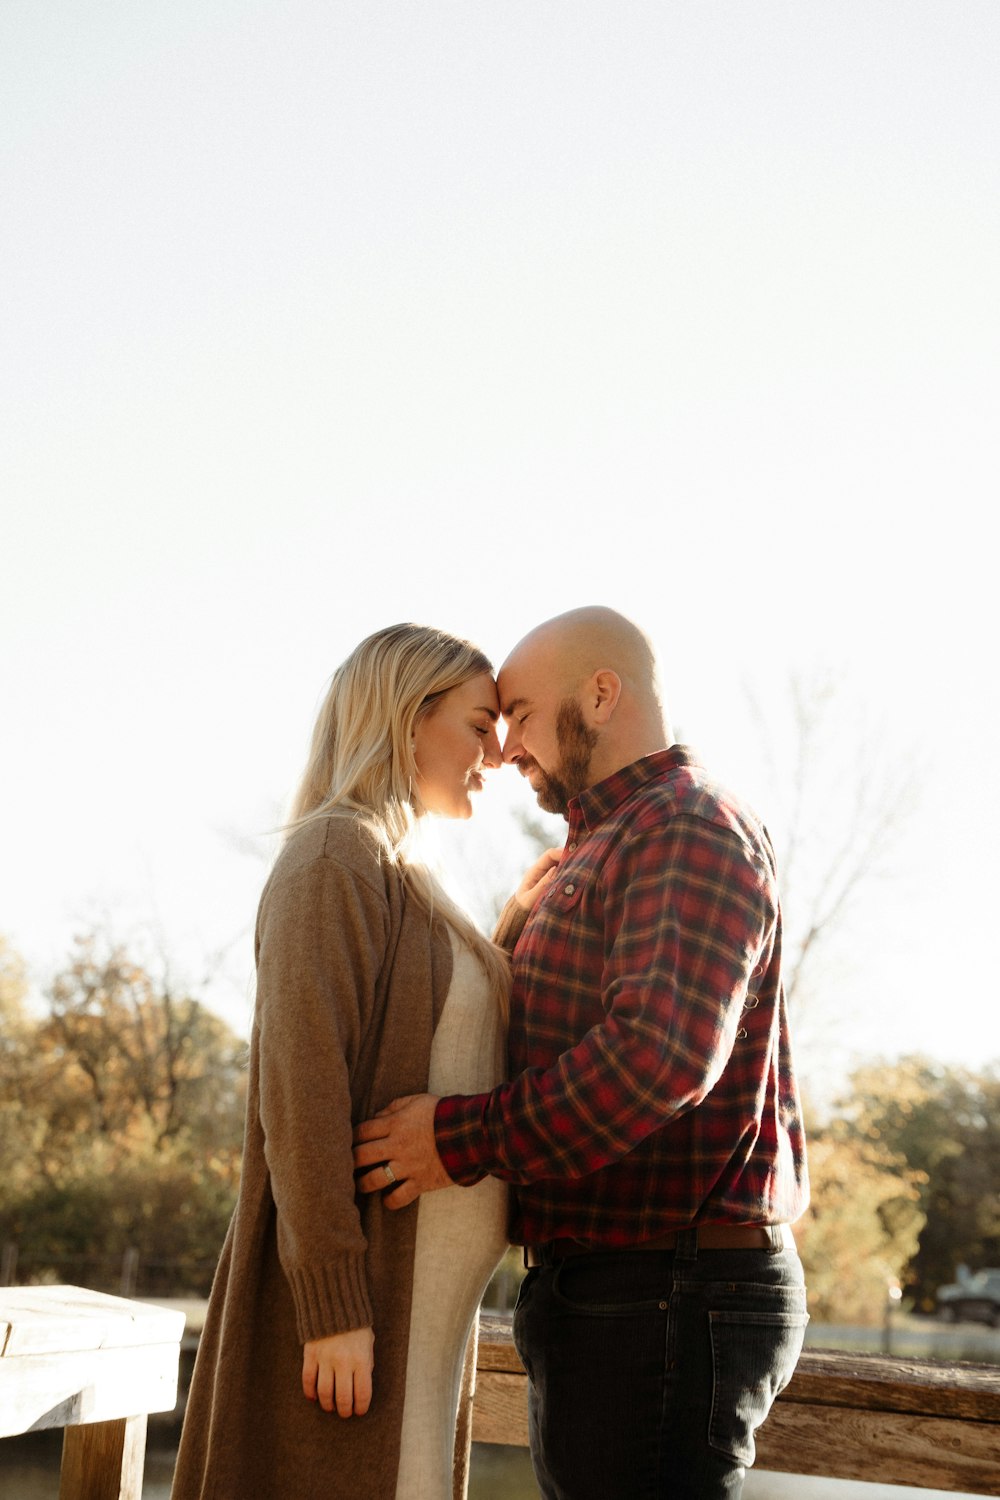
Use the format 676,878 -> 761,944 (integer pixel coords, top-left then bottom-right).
529,699 -> 598,817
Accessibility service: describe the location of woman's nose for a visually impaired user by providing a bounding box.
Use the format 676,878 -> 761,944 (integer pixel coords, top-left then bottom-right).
482,727 -> 502,769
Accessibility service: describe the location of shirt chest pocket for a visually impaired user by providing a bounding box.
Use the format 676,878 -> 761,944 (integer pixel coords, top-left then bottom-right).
528,874 -> 590,977
553,875 -> 585,908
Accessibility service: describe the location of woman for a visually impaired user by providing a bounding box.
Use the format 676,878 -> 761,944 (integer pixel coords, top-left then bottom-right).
172,623 -> 553,1500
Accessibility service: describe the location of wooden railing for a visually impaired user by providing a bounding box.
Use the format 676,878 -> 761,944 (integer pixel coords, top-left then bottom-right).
474,1314 -> 1000,1496
0,1285 -> 185,1500
4,1290 -> 996,1495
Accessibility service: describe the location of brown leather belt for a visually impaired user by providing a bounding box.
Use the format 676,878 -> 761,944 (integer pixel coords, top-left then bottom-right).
523,1223 -> 793,1268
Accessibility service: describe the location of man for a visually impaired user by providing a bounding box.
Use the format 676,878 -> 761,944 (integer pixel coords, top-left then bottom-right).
354,605 -> 809,1499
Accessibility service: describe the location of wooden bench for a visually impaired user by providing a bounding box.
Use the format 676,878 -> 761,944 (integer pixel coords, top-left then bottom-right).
474,1314 -> 1000,1496
0,1285 -> 185,1500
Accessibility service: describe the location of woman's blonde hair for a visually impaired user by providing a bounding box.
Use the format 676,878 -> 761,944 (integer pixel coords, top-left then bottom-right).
285,623 -> 511,1014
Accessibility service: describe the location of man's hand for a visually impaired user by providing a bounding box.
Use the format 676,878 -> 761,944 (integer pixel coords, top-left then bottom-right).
302,1326 -> 375,1416
352,1094 -> 453,1207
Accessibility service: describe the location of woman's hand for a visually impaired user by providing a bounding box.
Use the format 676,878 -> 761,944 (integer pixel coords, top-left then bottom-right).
302,1327 -> 375,1417
514,846 -> 563,909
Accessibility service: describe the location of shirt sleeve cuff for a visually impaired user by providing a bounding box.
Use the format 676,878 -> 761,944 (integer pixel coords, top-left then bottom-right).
434,1092 -> 490,1186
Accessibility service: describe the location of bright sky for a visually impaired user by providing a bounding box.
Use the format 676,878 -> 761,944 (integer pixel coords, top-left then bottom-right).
2,3 -> 997,1095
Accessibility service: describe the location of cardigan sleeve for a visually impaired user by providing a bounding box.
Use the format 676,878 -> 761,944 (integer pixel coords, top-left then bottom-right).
255,851 -> 390,1343
492,894 -> 529,954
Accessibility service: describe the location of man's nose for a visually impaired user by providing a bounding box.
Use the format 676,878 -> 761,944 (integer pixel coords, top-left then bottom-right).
502,728 -> 523,765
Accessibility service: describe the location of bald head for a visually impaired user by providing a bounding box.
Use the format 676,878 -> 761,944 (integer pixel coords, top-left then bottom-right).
498,606 -> 672,801
504,606 -> 659,698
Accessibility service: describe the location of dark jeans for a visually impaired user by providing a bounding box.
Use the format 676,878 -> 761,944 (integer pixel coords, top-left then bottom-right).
512,1230 -> 808,1500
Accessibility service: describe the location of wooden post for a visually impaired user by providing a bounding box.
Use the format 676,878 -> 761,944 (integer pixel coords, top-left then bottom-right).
59,1414 -> 148,1500
119,1248 -> 140,1299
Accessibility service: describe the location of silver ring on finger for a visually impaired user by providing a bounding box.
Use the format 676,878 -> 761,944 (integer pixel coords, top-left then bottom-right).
383,1163 -> 397,1185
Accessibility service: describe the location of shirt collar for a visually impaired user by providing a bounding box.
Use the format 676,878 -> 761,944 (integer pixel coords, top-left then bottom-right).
570,745 -> 701,835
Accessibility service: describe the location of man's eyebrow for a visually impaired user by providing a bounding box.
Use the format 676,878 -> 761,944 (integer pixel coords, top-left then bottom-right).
501,696 -> 528,718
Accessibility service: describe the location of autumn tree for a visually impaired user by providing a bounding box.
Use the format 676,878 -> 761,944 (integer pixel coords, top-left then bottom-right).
39,933 -> 246,1159
794,1120 -> 925,1325
835,1055 -> 1000,1310
0,930 -> 248,1294
0,937 -> 40,1214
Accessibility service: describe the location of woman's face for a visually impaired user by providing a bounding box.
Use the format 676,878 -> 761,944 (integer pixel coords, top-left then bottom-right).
412,671 -> 502,819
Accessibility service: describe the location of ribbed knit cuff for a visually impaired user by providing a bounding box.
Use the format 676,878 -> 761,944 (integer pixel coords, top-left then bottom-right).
287,1254 -> 374,1343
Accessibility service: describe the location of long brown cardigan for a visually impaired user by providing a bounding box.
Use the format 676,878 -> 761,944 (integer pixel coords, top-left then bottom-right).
171,811 -> 496,1500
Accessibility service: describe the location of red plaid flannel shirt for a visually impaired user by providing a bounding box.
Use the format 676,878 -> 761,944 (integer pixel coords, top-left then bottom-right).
434,746 -> 809,1246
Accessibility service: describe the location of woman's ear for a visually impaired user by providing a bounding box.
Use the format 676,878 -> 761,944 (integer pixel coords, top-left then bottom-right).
591,669 -> 622,725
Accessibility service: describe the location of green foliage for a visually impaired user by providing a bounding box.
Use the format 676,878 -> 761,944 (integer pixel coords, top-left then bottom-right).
833,1055 -> 1000,1310
788,1054 -> 1000,1324
0,931 -> 247,1296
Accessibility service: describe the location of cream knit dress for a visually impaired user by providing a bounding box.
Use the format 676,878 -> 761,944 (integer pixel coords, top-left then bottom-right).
394,933 -> 509,1499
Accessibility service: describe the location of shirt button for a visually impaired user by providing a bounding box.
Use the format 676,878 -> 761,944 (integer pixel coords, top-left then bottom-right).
568,841 -> 577,851
564,883 -> 576,896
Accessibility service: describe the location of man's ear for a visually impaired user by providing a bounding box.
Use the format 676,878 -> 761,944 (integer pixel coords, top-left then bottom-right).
590,669 -> 622,725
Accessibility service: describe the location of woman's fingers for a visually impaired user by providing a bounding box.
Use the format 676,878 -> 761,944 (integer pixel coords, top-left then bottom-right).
515,846 -> 563,908
353,1360 -> 373,1416
318,1360 -> 336,1414
301,1344 -> 318,1402
334,1367 -> 354,1418
303,1329 -> 375,1416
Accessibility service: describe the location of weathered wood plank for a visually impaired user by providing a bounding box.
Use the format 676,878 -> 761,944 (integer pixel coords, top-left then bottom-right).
58,1413 -> 148,1500
785,1349 -> 1000,1422
471,1372 -> 530,1447
755,1402 -> 1000,1496
0,1288 -> 184,1439
0,1287 -> 184,1358
0,1341 -> 180,1436
477,1317 -> 524,1374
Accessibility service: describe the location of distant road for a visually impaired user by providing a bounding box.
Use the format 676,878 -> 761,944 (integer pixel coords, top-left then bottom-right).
804,1315 -> 1000,1364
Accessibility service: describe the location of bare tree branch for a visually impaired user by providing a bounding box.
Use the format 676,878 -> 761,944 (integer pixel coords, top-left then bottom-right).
744,668 -> 923,1024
